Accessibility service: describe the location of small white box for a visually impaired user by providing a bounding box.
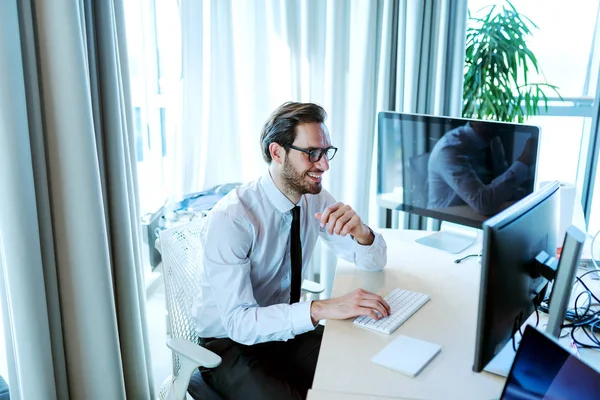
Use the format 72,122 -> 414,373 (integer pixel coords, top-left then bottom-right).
372,335 -> 441,377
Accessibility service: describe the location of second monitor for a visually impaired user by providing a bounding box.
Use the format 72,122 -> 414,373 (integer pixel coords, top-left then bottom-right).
377,112 -> 540,252
473,181 -> 587,376
473,181 -> 559,374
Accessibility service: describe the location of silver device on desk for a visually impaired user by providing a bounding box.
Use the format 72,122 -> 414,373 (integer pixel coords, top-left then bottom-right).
545,225 -> 586,337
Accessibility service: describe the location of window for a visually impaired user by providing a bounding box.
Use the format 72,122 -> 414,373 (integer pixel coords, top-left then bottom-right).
125,0 -> 182,273
124,0 -> 182,216
468,0 -> 600,232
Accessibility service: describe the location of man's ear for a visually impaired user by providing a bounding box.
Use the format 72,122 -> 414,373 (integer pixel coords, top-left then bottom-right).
269,142 -> 285,165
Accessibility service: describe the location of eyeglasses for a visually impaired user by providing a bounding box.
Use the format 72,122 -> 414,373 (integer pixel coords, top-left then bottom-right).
286,144 -> 338,163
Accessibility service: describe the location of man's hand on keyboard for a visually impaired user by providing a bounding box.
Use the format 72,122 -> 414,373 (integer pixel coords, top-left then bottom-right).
310,288 -> 391,325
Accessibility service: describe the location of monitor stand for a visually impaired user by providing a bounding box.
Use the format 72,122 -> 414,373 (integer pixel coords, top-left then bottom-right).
415,222 -> 478,254
482,339 -> 518,377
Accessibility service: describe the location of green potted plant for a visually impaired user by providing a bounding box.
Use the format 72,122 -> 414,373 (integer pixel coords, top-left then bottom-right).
462,1 -> 561,123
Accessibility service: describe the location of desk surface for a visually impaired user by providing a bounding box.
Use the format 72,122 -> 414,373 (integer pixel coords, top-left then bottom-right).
307,388 -> 409,399
312,229 -> 600,400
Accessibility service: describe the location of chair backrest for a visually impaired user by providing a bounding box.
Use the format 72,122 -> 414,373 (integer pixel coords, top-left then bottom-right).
158,217 -> 206,378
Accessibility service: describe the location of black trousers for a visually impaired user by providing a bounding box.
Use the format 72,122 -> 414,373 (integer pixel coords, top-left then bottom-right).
199,325 -> 324,400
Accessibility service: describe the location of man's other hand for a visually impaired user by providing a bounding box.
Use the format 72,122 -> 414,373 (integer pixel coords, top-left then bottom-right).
315,202 -> 374,245
309,288 -> 391,325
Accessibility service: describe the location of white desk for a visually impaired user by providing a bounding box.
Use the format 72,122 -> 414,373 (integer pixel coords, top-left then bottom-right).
312,229 -> 600,400
307,388 -> 410,399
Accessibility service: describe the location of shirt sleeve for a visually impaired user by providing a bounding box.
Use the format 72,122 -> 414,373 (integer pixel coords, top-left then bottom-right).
201,211 -> 315,345
436,146 -> 529,215
316,191 -> 387,271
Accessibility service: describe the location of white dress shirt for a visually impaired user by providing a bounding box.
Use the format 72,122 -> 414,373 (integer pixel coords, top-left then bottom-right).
192,173 -> 387,345
427,123 -> 529,215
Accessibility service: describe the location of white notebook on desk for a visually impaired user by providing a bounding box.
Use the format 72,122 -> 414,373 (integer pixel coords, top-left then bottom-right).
372,335 -> 441,377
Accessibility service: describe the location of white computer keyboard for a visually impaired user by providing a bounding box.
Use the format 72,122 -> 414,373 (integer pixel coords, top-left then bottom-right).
353,288 -> 430,334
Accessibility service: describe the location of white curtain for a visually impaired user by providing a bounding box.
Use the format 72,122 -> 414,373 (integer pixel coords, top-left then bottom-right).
179,0 -> 386,203
0,0 -> 153,398
178,0 -> 467,295
390,0 -> 468,229
396,1 -> 467,116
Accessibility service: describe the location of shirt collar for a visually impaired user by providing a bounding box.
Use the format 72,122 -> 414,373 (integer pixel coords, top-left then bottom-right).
259,172 -> 297,213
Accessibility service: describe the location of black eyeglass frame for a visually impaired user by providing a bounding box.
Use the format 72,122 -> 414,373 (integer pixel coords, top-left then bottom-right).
286,144 -> 338,163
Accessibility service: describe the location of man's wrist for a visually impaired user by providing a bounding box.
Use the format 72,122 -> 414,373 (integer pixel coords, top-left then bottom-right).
355,224 -> 375,245
310,300 -> 324,326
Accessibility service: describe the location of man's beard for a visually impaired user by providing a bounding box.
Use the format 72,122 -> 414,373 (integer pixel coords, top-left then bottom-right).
281,157 -> 322,197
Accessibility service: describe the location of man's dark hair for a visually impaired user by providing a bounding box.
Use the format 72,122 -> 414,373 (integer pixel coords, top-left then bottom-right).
260,102 -> 327,163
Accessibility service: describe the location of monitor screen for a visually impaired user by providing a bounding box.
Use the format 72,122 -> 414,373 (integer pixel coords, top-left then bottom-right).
377,112 -> 540,228
501,325 -> 600,400
473,181 -> 559,372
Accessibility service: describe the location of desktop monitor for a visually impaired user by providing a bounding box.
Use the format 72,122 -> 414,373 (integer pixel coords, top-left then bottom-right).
377,111 -> 540,253
501,325 -> 600,400
473,181 -> 559,373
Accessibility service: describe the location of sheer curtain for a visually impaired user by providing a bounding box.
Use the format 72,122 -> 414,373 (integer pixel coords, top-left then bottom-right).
0,0 -> 153,398
178,0 -> 467,294
179,0 -> 388,200
389,0 -> 468,229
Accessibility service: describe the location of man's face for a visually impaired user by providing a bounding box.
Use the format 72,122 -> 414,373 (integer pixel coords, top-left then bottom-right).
281,122 -> 332,196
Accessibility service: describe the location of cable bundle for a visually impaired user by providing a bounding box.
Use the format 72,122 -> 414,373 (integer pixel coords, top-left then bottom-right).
538,269 -> 600,349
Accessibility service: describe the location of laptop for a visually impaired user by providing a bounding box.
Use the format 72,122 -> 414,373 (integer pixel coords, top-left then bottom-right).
501,325 -> 600,399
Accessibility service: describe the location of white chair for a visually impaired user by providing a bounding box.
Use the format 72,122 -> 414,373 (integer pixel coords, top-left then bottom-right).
157,217 -> 222,400
156,217 -> 324,400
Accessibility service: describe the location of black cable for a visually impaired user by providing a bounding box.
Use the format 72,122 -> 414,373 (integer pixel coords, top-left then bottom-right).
533,299 -> 539,327
536,266 -> 600,347
581,320 -> 600,347
538,270 -> 596,325
511,313 -> 525,352
592,320 -> 600,346
454,253 -> 481,264
572,329 -> 600,349
575,276 -> 600,304
578,268 -> 600,280
511,315 -> 522,352
562,311 -> 600,328
573,291 -> 592,320
569,317 -> 600,349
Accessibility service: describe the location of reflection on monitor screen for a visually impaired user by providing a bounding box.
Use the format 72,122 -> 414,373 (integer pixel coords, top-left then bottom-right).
377,112 -> 540,228
501,325 -> 600,400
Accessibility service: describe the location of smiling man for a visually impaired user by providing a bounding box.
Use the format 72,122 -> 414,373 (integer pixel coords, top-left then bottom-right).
194,102 -> 388,399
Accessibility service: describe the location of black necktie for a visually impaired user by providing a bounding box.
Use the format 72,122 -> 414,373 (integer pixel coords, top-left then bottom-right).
290,206 -> 302,304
